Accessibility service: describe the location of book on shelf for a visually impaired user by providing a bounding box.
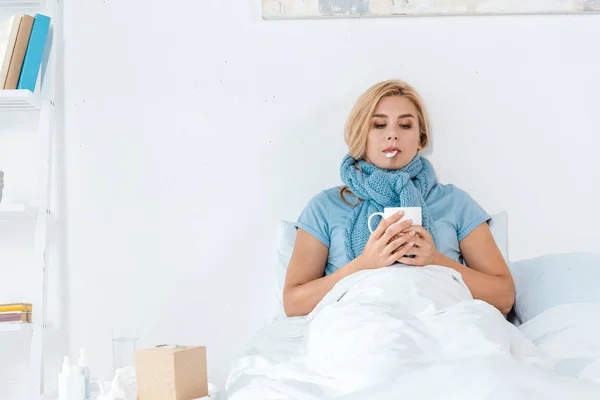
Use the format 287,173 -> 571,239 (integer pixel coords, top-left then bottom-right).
0,312 -> 31,323
0,303 -> 32,312
0,14 -> 20,88
3,14 -> 33,90
0,13 -> 52,92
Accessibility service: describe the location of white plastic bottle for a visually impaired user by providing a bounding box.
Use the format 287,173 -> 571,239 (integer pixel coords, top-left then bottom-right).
58,356 -> 85,400
78,348 -> 91,399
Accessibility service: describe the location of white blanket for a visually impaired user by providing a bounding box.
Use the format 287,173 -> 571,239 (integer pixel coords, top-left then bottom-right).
225,266 -> 600,399
518,302 -> 600,385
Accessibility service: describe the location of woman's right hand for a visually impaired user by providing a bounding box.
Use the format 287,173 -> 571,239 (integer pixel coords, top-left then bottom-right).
356,211 -> 416,271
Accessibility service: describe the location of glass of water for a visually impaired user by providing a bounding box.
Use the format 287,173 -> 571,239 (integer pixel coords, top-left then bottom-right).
112,328 -> 138,373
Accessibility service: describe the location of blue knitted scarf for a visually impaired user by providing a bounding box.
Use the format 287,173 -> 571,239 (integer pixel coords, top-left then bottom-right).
340,154 -> 439,261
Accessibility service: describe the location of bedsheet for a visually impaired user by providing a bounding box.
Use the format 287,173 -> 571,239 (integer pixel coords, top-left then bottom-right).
226,266 -> 600,399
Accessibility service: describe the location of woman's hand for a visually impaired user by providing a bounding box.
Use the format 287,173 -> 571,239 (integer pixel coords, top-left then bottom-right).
401,225 -> 442,267
356,212 -> 416,271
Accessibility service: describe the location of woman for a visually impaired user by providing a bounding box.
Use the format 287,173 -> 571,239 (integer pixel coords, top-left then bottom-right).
283,79 -> 514,317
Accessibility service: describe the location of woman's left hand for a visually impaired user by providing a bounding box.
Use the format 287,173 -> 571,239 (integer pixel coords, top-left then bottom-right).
401,225 -> 442,267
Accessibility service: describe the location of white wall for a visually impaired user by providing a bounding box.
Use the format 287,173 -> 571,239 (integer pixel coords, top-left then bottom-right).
58,0 -> 600,390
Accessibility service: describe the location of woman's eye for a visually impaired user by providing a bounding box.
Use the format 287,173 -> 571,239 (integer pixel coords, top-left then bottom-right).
400,124 -> 412,129
374,123 -> 386,129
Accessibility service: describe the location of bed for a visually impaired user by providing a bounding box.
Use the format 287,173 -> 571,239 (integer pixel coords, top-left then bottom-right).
224,217 -> 600,400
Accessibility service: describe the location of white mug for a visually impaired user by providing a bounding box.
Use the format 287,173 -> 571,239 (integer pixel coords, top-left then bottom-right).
368,207 -> 422,233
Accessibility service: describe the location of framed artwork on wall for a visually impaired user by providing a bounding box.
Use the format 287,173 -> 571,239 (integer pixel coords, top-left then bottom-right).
262,0 -> 600,19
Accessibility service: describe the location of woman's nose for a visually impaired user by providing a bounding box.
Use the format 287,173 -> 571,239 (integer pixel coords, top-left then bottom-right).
387,133 -> 398,140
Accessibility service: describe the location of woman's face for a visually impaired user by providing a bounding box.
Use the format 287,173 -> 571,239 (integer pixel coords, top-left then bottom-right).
364,96 -> 422,170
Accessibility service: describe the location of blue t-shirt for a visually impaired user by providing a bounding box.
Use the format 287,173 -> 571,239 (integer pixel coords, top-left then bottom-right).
296,184 -> 491,276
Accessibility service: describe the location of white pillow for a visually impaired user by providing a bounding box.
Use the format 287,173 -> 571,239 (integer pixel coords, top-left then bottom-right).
509,252 -> 600,324
274,212 -> 509,317
274,220 -> 299,316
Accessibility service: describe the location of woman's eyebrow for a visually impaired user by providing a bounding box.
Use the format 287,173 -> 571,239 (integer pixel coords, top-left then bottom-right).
372,113 -> 415,119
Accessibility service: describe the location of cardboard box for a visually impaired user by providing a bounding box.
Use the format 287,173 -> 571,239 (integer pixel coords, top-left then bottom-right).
136,345 -> 208,400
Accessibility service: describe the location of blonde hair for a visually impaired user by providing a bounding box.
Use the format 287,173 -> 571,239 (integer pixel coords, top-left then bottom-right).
340,79 -> 431,206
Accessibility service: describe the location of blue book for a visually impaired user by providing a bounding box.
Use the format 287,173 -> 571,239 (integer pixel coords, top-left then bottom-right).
17,13 -> 51,92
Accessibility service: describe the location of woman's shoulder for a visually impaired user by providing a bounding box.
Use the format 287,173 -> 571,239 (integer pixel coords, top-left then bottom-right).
429,182 -> 489,228
297,186 -> 352,245
305,186 -> 350,208
301,186 -> 359,218
428,183 -> 482,212
429,182 -> 467,201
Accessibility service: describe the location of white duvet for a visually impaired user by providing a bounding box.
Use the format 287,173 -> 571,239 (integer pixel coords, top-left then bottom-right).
225,266 -> 600,399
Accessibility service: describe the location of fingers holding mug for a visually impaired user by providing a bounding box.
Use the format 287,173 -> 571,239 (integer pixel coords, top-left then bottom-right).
368,210 -> 405,238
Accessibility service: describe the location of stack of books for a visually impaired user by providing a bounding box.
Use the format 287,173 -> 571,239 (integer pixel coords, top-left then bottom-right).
0,13 -> 51,92
0,303 -> 32,323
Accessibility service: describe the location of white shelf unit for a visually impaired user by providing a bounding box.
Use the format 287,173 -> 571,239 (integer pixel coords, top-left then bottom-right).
0,204 -> 38,221
0,1 -> 58,399
0,90 -> 41,111
0,0 -> 45,10
0,323 -> 33,332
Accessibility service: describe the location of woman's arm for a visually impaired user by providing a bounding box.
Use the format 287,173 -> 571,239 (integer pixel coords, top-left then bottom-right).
438,223 -> 514,314
453,223 -> 514,314
284,212 -> 415,317
404,223 -> 515,315
282,229 -> 364,317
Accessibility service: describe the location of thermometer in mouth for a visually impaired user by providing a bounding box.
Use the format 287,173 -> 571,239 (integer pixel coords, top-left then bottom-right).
386,151 -> 398,158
